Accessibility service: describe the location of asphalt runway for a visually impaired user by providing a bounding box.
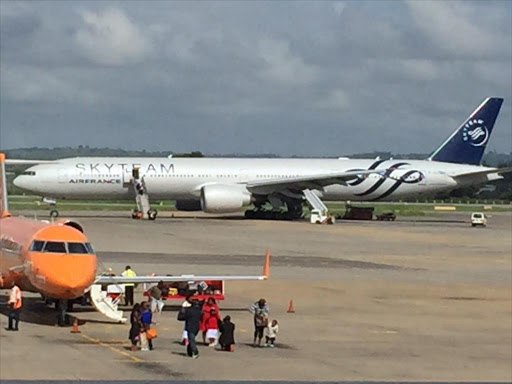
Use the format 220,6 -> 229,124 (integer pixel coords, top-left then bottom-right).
1,211 -> 511,381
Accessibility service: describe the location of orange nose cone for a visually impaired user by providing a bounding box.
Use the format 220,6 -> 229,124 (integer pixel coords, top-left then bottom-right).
30,253 -> 97,299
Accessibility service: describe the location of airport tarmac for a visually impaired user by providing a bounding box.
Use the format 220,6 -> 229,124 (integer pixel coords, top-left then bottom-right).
1,211 -> 511,381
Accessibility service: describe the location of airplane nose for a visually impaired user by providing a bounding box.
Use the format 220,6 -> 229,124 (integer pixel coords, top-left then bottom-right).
30,254 -> 97,299
13,175 -> 25,188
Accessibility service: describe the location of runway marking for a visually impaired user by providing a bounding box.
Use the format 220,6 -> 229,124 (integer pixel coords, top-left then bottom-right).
368,329 -> 398,334
80,333 -> 143,362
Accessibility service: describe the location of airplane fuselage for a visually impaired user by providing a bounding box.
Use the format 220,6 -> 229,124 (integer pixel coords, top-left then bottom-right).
14,157 -> 494,202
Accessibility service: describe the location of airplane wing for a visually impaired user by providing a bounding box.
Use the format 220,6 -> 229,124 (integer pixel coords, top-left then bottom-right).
245,169 -> 383,192
95,251 -> 270,285
4,159 -> 58,165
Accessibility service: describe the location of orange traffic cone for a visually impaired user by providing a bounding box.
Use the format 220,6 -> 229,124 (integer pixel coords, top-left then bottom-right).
287,299 -> 295,313
70,318 -> 81,333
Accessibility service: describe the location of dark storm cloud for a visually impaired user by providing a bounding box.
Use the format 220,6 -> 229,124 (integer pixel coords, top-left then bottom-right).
1,1 -> 511,156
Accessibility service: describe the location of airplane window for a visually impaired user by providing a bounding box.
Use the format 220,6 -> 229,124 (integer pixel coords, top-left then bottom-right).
67,242 -> 89,254
29,240 -> 45,252
23,171 -> 36,176
43,241 -> 66,253
85,243 -> 95,254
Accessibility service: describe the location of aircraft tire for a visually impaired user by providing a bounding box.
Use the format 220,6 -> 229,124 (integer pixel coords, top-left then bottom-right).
148,209 -> 158,221
50,210 -> 59,218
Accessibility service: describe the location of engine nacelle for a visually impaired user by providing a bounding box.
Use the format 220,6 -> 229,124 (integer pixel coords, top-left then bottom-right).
175,200 -> 202,211
200,184 -> 252,213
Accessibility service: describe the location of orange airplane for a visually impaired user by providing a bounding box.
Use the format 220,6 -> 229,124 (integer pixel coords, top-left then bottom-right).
0,153 -> 97,300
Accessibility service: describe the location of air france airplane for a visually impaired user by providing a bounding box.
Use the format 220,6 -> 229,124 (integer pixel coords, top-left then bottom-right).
12,98 -> 508,220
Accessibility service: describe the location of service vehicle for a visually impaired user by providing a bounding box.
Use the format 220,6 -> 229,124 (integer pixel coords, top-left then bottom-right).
471,212 -> 487,227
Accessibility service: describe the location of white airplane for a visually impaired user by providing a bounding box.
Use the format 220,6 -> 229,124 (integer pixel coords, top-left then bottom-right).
11,97 -> 509,220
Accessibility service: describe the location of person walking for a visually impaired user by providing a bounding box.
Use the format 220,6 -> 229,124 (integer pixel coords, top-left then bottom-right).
178,297 -> 202,358
122,265 -> 136,306
148,281 -> 165,315
128,303 -> 142,351
218,315 -> 235,352
7,284 -> 22,331
180,294 -> 193,345
249,298 -> 269,347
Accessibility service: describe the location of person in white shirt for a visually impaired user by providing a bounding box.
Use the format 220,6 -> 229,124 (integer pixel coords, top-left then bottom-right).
265,319 -> 279,348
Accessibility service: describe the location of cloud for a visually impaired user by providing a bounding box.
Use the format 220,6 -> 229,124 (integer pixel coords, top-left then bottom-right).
0,1 -> 510,155
75,7 -> 151,66
257,38 -> 318,86
1,66 -> 98,104
315,89 -> 351,111
405,0 -> 510,59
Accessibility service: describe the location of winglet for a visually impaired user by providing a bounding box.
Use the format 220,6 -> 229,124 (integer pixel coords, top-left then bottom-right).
0,153 -> 11,218
262,249 -> 270,278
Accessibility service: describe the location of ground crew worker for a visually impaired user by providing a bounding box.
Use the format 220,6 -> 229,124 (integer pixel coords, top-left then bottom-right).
7,284 -> 22,331
122,265 -> 136,306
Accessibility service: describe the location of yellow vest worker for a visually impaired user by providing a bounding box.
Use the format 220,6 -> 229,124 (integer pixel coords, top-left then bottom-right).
121,266 -> 136,306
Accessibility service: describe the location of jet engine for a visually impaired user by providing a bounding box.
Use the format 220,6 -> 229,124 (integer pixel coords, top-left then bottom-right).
200,184 -> 252,213
175,200 -> 202,211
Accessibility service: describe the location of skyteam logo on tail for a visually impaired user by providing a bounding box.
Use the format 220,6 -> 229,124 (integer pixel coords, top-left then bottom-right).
462,119 -> 489,147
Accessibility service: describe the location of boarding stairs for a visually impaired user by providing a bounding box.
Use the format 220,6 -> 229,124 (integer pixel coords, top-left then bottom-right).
89,284 -> 127,323
134,177 -> 151,215
303,189 -> 328,211
303,189 -> 335,224
131,173 -> 157,220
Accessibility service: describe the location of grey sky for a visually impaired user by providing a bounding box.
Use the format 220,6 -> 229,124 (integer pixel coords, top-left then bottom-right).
1,0 -> 511,156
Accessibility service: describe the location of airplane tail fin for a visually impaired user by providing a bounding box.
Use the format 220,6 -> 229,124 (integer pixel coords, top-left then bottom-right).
0,153 -> 11,218
428,97 -> 503,165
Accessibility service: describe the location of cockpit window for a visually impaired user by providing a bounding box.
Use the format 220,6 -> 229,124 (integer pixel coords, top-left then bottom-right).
43,241 -> 66,253
85,243 -> 95,254
23,171 -> 36,176
68,242 -> 89,254
29,240 -> 45,252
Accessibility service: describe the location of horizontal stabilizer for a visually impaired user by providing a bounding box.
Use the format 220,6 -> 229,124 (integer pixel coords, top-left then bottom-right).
95,250 -> 270,284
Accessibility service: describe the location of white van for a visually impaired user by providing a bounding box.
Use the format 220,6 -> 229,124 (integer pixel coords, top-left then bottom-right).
471,212 -> 487,227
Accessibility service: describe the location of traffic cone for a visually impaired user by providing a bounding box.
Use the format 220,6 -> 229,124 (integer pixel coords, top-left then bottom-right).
287,299 -> 295,313
70,318 -> 81,333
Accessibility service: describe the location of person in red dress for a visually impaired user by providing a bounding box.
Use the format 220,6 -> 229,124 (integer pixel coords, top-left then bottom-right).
200,297 -> 220,345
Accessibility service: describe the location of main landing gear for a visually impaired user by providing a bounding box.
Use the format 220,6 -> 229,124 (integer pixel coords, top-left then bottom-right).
42,197 -> 59,218
131,208 -> 158,220
244,200 -> 303,221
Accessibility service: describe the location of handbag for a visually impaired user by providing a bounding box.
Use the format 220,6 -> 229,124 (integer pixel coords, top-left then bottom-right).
177,307 -> 186,321
146,328 -> 157,340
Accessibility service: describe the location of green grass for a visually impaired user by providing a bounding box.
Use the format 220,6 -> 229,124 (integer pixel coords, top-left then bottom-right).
8,195 -> 511,215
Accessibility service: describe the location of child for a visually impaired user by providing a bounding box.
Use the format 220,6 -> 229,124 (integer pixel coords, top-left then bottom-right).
265,319 -> 279,348
218,315 -> 235,352
205,308 -> 219,347
140,301 -> 153,351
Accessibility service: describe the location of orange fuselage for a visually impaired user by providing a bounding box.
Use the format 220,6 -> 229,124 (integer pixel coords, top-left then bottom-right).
0,217 -> 97,299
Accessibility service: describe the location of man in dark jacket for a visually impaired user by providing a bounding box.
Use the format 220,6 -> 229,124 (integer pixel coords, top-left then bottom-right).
179,298 -> 202,358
